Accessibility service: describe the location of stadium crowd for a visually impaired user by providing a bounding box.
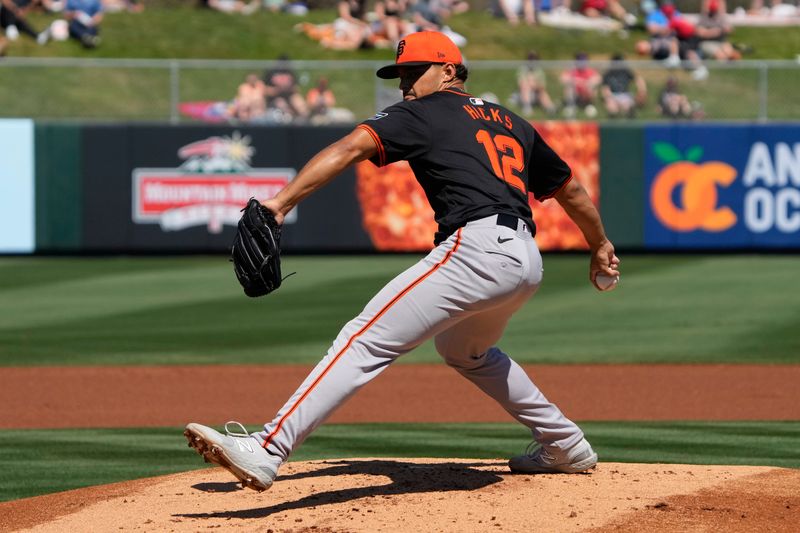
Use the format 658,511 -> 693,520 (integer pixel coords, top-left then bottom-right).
212,0 -> 768,123
507,49 -> 701,120
225,57 -> 355,124
2,0 -> 792,121
0,0 -> 122,49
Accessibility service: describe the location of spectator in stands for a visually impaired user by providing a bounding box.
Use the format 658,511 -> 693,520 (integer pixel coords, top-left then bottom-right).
10,0 -> 47,18
635,0 -> 708,80
374,0 -> 405,44
306,77 -> 336,117
494,0 -> 535,25
65,0 -> 103,48
514,51 -> 556,117
405,0 -> 467,46
230,73 -> 267,122
262,55 -> 308,122
696,0 -> 740,60
101,0 -> 143,12
1,0 -> 50,44
42,0 -> 63,11
658,75 -> 698,119
295,19 -> 378,51
568,0 -> 637,27
15,0 -> 63,13
406,0 -> 439,30
204,0 -> 260,14
533,0 -> 571,18
337,0 -> 369,26
429,0 -> 469,19
635,0 -> 677,63
600,53 -> 647,118
701,0 -> 726,15
261,0 -> 307,14
319,0 -> 378,50
662,2 -> 709,78
198,0 -> 260,14
305,76 -> 355,124
560,52 -> 601,118
747,0 -> 784,15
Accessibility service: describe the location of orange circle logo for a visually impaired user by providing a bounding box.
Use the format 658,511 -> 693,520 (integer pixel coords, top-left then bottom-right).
650,144 -> 738,232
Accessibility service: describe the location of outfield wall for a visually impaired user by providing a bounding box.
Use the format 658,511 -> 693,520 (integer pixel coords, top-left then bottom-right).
5,120 -> 799,253
0,120 -> 35,253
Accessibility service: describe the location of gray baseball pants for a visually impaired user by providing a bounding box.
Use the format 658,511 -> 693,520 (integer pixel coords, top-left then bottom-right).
257,214 -> 584,459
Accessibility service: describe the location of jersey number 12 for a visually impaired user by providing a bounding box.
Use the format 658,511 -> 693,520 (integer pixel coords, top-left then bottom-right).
475,130 -> 526,194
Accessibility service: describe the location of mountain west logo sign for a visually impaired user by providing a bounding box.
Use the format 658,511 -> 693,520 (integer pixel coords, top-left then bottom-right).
132,132 -> 295,233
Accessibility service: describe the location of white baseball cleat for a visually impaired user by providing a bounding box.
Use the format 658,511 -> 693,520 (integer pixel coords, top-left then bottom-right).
508,437 -> 598,474
184,421 -> 281,491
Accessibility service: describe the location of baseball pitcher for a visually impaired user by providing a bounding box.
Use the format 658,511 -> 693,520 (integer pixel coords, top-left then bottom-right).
186,31 -> 621,491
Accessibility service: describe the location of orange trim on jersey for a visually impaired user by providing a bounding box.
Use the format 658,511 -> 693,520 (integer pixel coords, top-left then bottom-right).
539,173 -> 574,200
263,228 -> 464,449
441,89 -> 472,97
357,124 -> 386,167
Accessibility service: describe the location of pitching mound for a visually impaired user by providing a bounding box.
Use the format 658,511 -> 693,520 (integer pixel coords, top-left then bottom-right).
3,460 -> 798,532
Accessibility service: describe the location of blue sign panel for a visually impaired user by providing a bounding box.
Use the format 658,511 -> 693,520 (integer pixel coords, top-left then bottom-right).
645,124 -> 800,248
0,119 -> 35,253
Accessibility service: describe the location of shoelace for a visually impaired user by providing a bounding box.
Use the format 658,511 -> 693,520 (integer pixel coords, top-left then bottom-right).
224,421 -> 284,464
524,441 -> 557,464
224,421 -> 251,439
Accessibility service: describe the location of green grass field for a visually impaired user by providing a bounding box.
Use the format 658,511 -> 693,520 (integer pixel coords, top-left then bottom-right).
1,422 -> 798,502
1,254 -> 797,502
1,255 -> 798,365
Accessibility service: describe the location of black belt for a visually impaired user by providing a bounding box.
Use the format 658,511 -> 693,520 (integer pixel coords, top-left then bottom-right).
496,213 -> 521,231
434,214 -> 530,245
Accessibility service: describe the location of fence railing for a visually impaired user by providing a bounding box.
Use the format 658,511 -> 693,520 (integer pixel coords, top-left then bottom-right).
2,58 -> 799,122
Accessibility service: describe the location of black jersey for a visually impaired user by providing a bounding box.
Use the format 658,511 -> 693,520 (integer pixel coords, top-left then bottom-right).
358,88 -> 572,244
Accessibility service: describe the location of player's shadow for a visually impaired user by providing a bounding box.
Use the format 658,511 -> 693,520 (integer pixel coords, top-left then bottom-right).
180,459 -> 505,520
191,481 -> 244,493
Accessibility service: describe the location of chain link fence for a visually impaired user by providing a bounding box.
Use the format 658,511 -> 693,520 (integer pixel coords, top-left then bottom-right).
1,57 -> 799,123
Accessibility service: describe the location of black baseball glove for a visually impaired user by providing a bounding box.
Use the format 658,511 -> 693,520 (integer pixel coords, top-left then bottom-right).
231,198 -> 284,297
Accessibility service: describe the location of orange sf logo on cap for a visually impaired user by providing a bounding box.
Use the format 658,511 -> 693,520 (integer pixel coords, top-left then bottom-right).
650,142 -> 737,232
377,31 -> 463,79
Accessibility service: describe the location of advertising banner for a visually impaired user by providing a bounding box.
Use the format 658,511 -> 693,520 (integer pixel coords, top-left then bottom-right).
645,125 -> 800,248
78,122 -> 600,253
532,121 -> 599,251
354,121 -> 600,252
0,120 -> 35,253
81,125 -> 372,252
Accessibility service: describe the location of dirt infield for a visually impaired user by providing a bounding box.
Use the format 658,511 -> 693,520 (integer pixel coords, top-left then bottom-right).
1,364 -> 799,428
1,364 -> 798,532
2,461 -> 798,532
